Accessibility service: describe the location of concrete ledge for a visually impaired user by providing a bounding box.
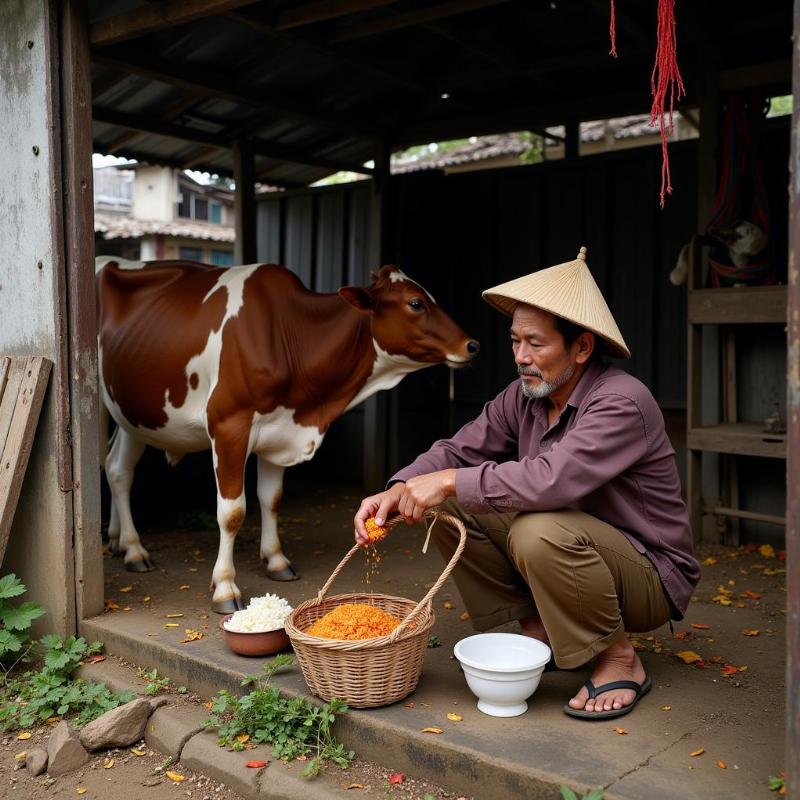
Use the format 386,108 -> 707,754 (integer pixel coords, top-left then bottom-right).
146,704 -> 207,761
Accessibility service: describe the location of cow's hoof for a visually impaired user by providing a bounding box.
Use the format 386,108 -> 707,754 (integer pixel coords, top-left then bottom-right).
212,597 -> 245,615
125,558 -> 155,573
267,566 -> 299,581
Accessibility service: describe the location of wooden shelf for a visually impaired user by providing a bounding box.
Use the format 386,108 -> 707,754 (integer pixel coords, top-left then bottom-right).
687,422 -> 786,459
688,284 -> 787,324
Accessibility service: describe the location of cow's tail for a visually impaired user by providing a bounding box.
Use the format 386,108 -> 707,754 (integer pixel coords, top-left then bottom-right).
99,400 -> 115,470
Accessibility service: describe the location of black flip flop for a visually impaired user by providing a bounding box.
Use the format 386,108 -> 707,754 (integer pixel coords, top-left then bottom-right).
563,675 -> 652,720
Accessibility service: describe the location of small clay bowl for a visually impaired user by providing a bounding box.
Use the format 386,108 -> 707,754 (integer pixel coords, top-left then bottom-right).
219,615 -> 291,657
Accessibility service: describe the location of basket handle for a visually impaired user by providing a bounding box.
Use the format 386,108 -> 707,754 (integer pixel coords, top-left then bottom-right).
314,510 -> 467,642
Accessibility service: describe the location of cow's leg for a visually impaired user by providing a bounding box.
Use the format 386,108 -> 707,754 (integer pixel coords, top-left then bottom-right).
108,500 -> 121,555
210,420 -> 250,614
256,458 -> 297,581
105,428 -> 153,572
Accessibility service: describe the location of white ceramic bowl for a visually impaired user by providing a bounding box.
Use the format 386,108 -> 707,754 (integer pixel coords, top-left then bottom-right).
453,633 -> 551,717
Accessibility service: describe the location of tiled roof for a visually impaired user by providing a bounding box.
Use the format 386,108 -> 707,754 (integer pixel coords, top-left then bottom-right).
94,212 -> 235,243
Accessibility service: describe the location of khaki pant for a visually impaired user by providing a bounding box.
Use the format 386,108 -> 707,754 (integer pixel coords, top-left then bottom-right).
433,499 -> 672,669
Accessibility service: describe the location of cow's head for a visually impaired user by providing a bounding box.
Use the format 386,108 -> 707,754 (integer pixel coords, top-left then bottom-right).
338,265 -> 479,367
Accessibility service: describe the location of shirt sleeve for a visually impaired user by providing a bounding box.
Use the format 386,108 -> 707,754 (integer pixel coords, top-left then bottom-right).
455,393 -> 650,513
390,383 -> 520,484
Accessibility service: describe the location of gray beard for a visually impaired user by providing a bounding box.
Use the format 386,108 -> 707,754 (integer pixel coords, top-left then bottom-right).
519,363 -> 576,399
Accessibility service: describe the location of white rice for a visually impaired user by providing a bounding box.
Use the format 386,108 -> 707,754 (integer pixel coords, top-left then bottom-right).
223,593 -> 293,633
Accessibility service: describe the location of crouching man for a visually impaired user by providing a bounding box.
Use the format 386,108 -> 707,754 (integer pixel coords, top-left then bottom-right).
354,247 -> 700,721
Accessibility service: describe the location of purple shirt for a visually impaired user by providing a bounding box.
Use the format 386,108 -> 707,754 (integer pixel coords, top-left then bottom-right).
392,360 -> 700,618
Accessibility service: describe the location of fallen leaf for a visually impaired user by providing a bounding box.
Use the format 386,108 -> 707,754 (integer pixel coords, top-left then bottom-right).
165,613 -> 184,618
86,655 -> 106,665
388,773 -> 405,784
759,544 -> 776,559
236,734 -> 250,744
742,629 -> 760,637
189,567 -> 199,573
738,665 -> 749,672
716,585 -> 733,596
447,712 -> 463,721
459,611 -> 470,621
166,770 -> 186,782
245,760 -> 268,769
717,760 -> 727,769
14,751 -> 26,761
711,595 -> 732,606
131,748 -> 146,756
743,590 -> 760,600
709,655 -> 724,664
119,586 -> 133,593
690,623 -> 711,630
104,758 -> 115,769
421,727 -> 443,734
442,601 -> 455,610
673,631 -> 689,640
296,755 -> 308,761
164,623 -> 180,628
721,665 -> 738,676
764,568 -> 785,576
17,732 -> 31,740
661,706 -> 672,711
345,784 -> 364,790
181,628 -> 204,643
104,600 -> 120,611
676,650 -> 702,664
612,727 -> 628,735
204,701 -> 213,710
630,640 -> 647,651
179,584 -> 191,590
143,596 -> 151,603
77,789 -> 87,796
702,557 -> 717,566
689,747 -> 705,757
45,716 -> 62,724
403,702 -> 416,709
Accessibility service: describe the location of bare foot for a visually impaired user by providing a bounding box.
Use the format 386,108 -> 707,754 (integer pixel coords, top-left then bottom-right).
567,638 -> 646,714
519,615 -> 550,646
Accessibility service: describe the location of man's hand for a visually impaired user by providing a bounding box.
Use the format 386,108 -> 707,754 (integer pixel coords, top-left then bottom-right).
354,482 -> 406,545
397,469 -> 457,525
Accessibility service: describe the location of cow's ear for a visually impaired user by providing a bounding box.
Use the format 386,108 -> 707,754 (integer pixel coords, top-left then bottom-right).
338,286 -> 375,311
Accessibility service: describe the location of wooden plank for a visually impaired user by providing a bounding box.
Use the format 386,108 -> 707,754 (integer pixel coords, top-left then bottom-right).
687,422 -> 787,459
0,357 -> 52,564
275,0 -> 396,30
0,359 -> 9,410
688,285 -> 788,324
710,505 -> 785,526
90,0 -> 262,47
721,330 -> 740,544
0,360 -> 24,457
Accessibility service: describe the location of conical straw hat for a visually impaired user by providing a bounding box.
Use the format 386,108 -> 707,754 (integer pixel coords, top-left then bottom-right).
482,247 -> 630,359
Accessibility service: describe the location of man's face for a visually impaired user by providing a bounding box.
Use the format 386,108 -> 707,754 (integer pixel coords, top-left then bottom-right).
510,305 -> 576,400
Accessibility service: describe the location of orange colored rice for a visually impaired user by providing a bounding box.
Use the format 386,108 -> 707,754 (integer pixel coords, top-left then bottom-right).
306,603 -> 402,640
365,517 -> 388,542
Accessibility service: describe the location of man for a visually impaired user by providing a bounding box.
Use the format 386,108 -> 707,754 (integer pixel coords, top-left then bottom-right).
354,247 -> 700,721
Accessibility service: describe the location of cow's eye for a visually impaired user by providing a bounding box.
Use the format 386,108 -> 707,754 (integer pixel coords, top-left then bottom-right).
408,298 -> 424,312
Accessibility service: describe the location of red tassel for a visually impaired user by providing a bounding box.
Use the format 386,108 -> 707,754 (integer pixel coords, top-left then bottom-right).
609,0 -> 618,58
649,0 -> 685,207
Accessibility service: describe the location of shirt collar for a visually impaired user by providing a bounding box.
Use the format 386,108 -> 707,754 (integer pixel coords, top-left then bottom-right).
564,359 -> 606,411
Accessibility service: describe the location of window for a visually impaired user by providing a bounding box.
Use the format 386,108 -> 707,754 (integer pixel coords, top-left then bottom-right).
194,198 -> 208,221
179,247 -> 203,262
177,191 -> 190,218
209,202 -> 222,224
210,249 -> 234,267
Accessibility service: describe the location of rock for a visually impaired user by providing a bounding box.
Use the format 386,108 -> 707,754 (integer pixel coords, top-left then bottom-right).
25,747 -> 48,776
47,722 -> 88,776
149,696 -> 169,713
79,698 -> 153,752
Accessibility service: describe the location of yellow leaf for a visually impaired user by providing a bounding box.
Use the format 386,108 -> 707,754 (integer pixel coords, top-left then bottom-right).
143,596 -> 151,603
46,716 -> 62,724
345,784 -> 364,790
447,713 -> 463,721
738,665 -> 748,672
421,727 -> 443,734
165,613 -> 184,618
716,585 -> 733,596
104,758 -> 115,769
712,595 -> 732,606
701,557 -> 717,566
689,747 -> 705,757
179,584 -> 191,590
131,748 -> 146,756
763,568 -> 785,576
676,651 -> 702,664
164,623 -> 180,628
459,611 -> 470,621
236,734 -> 250,744
77,789 -> 87,796
181,629 -> 204,643
166,770 -> 186,783
119,586 -> 133,593
716,760 -> 727,769
661,706 -> 672,711
758,544 -> 776,559
612,727 -> 628,735
14,751 -> 26,761
17,732 -> 31,740
189,567 -> 198,573
442,601 -> 455,609
742,629 -> 760,636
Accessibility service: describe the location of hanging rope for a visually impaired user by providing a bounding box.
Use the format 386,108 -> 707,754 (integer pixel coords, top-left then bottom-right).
609,0 -> 618,58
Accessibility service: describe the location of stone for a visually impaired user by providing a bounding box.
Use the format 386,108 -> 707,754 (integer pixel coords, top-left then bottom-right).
47,722 -> 88,776
148,696 -> 169,713
79,698 -> 153,752
25,747 -> 48,776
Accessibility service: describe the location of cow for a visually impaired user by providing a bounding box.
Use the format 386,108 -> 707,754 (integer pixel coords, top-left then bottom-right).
96,257 -> 479,613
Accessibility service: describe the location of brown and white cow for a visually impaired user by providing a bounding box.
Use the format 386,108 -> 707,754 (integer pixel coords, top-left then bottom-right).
96,257 -> 478,612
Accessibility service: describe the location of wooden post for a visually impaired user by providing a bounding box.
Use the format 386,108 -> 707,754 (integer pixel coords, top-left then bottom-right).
233,137 -> 257,263
362,142 -> 392,490
565,120 -> 579,160
785,0 -> 800,791
60,0 -> 104,620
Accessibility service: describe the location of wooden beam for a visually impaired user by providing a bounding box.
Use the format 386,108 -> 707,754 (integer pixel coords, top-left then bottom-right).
91,46 -> 384,141
91,0 -> 261,47
329,0 -> 513,43
274,0 -> 397,30
233,138 -> 257,263
719,59 -> 792,91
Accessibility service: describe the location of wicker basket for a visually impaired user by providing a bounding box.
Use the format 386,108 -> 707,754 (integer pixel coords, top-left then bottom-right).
284,511 -> 466,708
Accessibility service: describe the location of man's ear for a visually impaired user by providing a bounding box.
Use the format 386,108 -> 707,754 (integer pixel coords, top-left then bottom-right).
575,331 -> 596,364
338,286 -> 375,311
